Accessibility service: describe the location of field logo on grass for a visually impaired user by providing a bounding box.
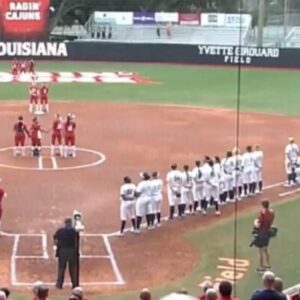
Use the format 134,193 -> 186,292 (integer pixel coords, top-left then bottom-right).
0,42 -> 68,57
198,45 -> 280,64
198,257 -> 249,288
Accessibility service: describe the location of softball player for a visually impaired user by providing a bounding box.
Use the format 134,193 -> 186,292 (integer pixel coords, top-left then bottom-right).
221,151 -> 234,202
285,137 -> 299,186
166,164 -> 182,220
135,172 -> 153,232
232,148 -> 244,200
201,156 -> 213,214
206,161 -> 221,215
253,145 -> 264,193
181,165 -> 193,216
150,172 -> 163,226
118,177 -> 136,236
242,145 -> 255,196
192,161 -> 204,212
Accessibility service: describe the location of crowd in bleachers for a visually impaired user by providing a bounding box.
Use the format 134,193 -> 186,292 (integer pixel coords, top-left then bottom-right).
1,271 -> 298,300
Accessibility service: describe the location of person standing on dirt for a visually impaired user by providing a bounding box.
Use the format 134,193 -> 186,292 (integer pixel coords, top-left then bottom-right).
53,217 -> 78,289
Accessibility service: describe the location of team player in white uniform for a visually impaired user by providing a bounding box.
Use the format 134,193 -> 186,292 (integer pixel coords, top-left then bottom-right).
232,148 -> 244,200
192,161 -> 205,213
221,151 -> 234,203
135,172 -> 153,232
285,137 -> 299,186
201,156 -> 213,214
166,164 -> 182,219
252,145 -> 264,193
205,160 -> 221,215
119,177 -> 136,236
242,145 -> 255,196
181,165 -> 194,215
150,172 -> 163,226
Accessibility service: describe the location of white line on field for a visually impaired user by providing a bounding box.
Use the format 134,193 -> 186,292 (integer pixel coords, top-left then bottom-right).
103,234 -> 125,285
50,157 -> 58,170
11,235 -> 20,286
42,234 -> 49,259
38,156 -> 43,170
279,188 -> 300,197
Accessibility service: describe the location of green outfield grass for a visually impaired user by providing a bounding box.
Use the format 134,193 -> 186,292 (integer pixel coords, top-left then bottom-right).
0,61 -> 300,115
87,198 -> 299,300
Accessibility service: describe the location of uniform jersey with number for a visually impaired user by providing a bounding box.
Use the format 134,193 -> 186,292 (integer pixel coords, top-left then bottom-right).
181,171 -> 193,191
120,183 -> 136,201
150,178 -> 163,199
253,150 -> 263,169
221,158 -> 234,175
242,152 -> 254,171
136,180 -> 152,200
285,143 -> 299,163
166,170 -> 182,192
232,155 -> 244,172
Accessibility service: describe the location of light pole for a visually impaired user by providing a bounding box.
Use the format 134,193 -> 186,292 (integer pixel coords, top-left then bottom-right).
283,0 -> 290,47
257,0 -> 266,47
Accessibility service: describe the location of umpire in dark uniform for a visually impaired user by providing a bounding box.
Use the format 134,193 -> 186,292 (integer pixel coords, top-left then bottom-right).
53,217 -> 78,289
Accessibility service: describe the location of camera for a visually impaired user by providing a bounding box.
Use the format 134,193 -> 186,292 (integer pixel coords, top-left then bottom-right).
73,210 -> 85,232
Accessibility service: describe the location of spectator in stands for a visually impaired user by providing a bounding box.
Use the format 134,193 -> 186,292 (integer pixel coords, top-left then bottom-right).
108,26 -> 112,39
32,281 -> 49,300
206,288 -> 218,300
156,26 -> 161,38
274,277 -> 287,300
161,293 -> 198,300
140,288 -> 152,300
198,281 -> 213,300
0,288 -> 10,299
0,291 -> 6,300
218,281 -> 237,300
176,288 -> 188,295
96,27 -> 101,39
102,26 -> 106,39
71,287 -> 87,300
250,271 -> 284,300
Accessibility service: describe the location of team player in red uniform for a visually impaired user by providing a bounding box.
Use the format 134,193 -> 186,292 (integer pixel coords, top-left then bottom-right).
29,83 -> 39,113
29,117 -> 46,156
51,114 -> 64,156
28,59 -> 35,73
0,185 -> 7,234
13,116 -> 30,157
64,114 -> 76,158
20,60 -> 27,73
39,83 -> 49,113
11,58 -> 18,76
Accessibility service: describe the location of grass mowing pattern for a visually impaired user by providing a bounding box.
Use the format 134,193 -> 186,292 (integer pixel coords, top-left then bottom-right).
0,62 -> 300,115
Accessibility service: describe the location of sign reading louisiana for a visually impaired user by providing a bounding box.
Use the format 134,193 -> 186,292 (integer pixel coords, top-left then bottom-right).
0,42 -> 68,57
0,0 -> 50,40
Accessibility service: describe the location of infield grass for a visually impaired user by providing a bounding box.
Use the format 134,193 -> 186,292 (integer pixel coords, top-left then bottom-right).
0,61 -> 300,115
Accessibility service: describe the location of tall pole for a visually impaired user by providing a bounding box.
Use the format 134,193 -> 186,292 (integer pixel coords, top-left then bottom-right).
257,0 -> 266,47
283,0 -> 289,47
75,232 -> 80,287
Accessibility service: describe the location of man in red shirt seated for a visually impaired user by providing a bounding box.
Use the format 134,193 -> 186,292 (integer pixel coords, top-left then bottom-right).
253,200 -> 275,273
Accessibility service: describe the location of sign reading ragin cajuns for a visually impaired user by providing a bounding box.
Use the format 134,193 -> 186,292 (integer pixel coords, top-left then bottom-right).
0,0 -> 50,41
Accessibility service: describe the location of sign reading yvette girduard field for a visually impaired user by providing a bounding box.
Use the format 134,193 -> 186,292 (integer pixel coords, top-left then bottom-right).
0,0 -> 49,40
198,45 -> 280,64
0,42 -> 68,57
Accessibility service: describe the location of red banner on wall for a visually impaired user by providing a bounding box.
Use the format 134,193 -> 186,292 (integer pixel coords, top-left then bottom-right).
178,13 -> 200,25
0,0 -> 49,41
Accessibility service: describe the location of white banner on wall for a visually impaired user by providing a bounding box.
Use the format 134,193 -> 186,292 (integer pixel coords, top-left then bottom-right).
201,13 -> 225,26
155,12 -> 178,23
224,14 -> 252,27
94,12 -> 133,25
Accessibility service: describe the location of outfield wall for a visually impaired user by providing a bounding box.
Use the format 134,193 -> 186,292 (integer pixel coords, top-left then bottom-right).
1,41 -> 300,68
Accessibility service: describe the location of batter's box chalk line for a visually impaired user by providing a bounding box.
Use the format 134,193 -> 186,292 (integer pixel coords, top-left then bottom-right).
0,146 -> 106,171
2,232 -> 125,286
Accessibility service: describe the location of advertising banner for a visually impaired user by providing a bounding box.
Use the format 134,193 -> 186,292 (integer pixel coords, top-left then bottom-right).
94,12 -> 133,25
0,0 -> 50,41
133,12 -> 155,25
201,13 -> 225,26
224,14 -> 252,27
178,13 -> 200,25
155,12 -> 178,23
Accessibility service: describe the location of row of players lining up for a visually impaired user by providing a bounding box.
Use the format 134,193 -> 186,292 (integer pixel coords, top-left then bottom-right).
11,58 -> 35,75
119,145 -> 263,236
13,114 -> 76,157
28,82 -> 49,113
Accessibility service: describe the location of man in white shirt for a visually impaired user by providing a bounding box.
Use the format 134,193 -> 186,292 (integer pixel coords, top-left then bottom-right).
253,145 -> 264,193
202,156 -> 213,214
206,160 -> 221,215
232,148 -> 244,200
150,172 -> 163,226
242,145 -> 255,196
119,176 -> 136,236
285,137 -> 299,186
135,172 -> 153,232
166,163 -> 182,220
181,165 -> 193,216
221,151 -> 234,202
192,160 -> 204,213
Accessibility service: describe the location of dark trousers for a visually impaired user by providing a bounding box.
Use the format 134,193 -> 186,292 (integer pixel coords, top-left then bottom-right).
56,248 -> 78,288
